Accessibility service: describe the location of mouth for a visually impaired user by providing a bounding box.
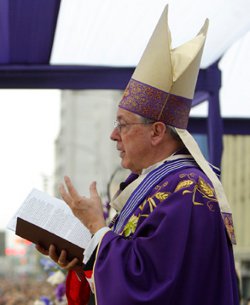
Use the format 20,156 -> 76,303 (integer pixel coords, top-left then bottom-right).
119,151 -> 125,158
117,147 -> 125,158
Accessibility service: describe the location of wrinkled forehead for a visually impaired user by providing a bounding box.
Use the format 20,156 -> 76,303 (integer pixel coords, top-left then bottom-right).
116,108 -> 142,122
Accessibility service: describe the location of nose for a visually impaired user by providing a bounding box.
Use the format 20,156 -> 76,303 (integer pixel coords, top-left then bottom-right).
110,127 -> 120,141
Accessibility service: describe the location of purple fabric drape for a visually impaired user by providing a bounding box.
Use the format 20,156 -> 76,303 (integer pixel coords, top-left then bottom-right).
0,0 -> 61,64
0,0 -> 9,63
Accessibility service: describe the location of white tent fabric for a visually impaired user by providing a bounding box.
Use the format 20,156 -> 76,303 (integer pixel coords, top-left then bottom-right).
50,0 -> 250,117
51,0 -> 250,68
219,31 -> 250,118
190,31 -> 250,118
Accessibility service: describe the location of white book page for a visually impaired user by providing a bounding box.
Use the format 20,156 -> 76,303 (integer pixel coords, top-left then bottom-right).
7,189 -> 91,248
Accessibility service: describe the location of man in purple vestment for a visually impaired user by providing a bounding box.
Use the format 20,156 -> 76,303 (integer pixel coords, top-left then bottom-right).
36,5 -> 239,305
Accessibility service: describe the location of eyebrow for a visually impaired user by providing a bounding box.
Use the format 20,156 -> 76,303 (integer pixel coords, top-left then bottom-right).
116,115 -> 126,122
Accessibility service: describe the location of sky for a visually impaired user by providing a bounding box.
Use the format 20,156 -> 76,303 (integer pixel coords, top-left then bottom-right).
0,89 -> 60,231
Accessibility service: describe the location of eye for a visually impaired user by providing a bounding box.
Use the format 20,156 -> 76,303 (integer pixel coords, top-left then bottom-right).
114,121 -> 123,128
114,121 -> 128,132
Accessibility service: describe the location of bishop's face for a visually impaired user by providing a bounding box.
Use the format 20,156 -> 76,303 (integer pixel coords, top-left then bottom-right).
110,108 -> 153,174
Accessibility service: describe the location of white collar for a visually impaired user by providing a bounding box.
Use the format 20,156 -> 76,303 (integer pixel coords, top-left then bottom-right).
141,151 -> 192,175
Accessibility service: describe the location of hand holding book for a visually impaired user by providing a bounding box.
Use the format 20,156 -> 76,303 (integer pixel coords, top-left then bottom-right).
35,244 -> 82,272
8,188 -> 92,266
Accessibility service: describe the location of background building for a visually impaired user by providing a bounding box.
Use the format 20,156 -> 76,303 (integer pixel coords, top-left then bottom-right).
222,135 -> 250,300
54,90 -> 123,200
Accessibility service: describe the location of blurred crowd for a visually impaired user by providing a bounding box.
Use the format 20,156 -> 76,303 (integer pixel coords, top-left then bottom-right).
0,276 -> 55,305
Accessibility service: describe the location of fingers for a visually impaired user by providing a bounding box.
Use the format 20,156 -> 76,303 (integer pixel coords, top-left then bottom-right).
57,248 -> 67,265
64,176 -> 80,199
35,244 -> 49,255
64,257 -> 79,270
89,181 -> 98,198
48,245 -> 79,270
59,183 -> 72,204
59,176 -> 82,209
60,176 -> 98,202
48,244 -> 59,262
48,245 -> 67,266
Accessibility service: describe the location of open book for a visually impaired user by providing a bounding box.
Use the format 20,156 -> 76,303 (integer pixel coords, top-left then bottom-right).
7,189 -> 91,265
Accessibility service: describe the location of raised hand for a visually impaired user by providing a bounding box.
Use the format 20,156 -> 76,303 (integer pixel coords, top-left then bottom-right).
59,176 -> 106,234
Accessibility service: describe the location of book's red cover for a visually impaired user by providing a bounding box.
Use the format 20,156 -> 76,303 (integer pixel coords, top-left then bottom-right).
16,217 -> 84,265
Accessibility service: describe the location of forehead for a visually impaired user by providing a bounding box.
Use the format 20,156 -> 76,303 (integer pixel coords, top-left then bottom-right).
116,108 -> 140,121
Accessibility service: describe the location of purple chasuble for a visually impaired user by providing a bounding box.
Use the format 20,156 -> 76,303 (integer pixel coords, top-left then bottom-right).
93,162 -> 239,305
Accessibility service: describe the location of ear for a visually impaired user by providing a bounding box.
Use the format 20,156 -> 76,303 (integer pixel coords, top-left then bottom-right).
150,122 -> 167,146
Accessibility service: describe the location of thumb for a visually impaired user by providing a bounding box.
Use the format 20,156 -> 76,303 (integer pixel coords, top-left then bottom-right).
89,181 -> 99,198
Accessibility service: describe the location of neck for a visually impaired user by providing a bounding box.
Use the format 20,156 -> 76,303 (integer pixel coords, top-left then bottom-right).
136,142 -> 184,174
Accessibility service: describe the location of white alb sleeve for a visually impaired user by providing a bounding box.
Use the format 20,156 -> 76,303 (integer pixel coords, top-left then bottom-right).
83,227 -> 110,264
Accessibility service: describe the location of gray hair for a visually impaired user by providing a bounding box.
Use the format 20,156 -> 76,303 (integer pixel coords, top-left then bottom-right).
166,125 -> 182,142
138,115 -> 182,142
139,116 -> 156,124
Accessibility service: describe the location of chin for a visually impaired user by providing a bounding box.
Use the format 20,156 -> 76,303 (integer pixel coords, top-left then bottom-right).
121,158 -> 132,170
121,159 -> 129,169
121,159 -> 139,174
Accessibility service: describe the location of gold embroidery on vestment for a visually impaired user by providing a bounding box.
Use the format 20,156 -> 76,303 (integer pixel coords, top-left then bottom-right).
122,215 -> 139,237
198,177 -> 215,197
207,201 -> 216,212
175,180 -> 194,192
222,214 -> 236,244
155,192 -> 170,201
154,185 -> 161,191
154,181 -> 168,191
139,199 -> 147,211
181,175 -> 217,208
148,197 -> 157,212
179,172 -> 196,179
